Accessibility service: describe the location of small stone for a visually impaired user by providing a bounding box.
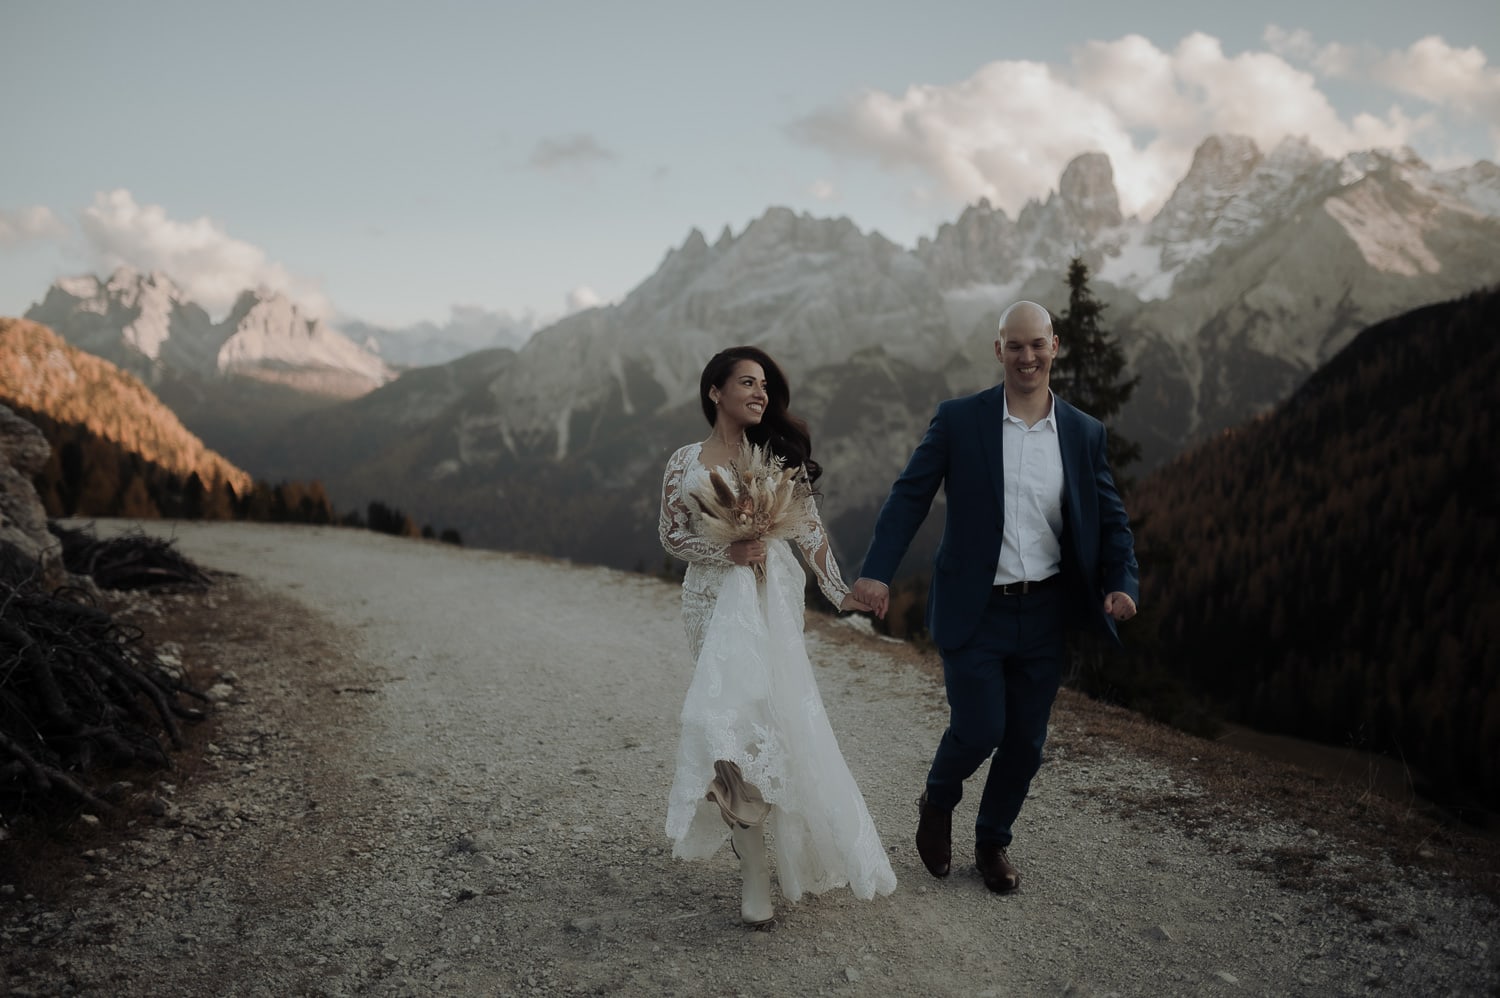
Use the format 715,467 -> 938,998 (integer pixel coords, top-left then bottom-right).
78,814 -> 100,827
102,781 -> 134,801
1144,925 -> 1174,943
844,967 -> 861,983
1215,971 -> 1239,984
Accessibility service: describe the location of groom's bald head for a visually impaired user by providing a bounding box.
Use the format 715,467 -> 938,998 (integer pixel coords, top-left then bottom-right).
997,300 -> 1052,335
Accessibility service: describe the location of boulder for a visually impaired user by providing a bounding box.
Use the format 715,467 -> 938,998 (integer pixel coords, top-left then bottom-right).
0,403 -> 65,588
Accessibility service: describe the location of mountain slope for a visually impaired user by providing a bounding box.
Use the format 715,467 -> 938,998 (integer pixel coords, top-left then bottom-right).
1129,287 -> 1500,814
1115,144 -> 1500,461
0,318 -> 252,493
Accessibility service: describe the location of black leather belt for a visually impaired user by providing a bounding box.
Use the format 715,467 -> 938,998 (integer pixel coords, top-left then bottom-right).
993,575 -> 1060,596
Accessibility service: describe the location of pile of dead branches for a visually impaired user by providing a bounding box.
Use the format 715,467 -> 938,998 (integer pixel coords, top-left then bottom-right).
0,542 -> 208,817
49,522 -> 212,590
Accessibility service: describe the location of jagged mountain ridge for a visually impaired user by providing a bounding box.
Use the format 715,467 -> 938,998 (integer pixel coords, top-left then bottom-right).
390,137 -> 1496,559
18,134 -> 1500,574
27,268 -> 392,397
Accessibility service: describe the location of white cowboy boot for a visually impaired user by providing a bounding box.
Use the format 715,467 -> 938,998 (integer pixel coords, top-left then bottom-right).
730,822 -> 774,926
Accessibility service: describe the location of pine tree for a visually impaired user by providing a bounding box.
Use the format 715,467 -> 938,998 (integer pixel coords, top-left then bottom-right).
1052,257 -> 1147,700
1052,257 -> 1142,481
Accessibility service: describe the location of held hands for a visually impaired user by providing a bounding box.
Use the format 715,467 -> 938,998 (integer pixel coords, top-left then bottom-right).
838,593 -> 875,614
728,539 -> 767,567
728,542 -> 877,615
851,577 -> 891,620
1104,591 -> 1137,622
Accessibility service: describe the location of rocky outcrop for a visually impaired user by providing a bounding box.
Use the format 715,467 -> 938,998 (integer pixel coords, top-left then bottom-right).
917,150 -> 1126,287
0,404 -> 64,588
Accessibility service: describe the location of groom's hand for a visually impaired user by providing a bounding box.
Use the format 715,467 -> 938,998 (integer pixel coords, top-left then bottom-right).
852,578 -> 890,619
1103,591 -> 1136,621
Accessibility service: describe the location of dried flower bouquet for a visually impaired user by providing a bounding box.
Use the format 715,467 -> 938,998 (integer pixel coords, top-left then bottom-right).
690,443 -> 816,580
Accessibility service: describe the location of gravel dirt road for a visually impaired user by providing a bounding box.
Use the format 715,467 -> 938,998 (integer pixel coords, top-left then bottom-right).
1,520 -> 1495,997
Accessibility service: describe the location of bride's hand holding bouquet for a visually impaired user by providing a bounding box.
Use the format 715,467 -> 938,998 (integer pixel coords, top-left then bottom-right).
690,443 -> 814,582
690,443 -> 876,614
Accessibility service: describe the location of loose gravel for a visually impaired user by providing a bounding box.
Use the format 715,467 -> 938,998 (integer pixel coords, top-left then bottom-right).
1,520 -> 1495,997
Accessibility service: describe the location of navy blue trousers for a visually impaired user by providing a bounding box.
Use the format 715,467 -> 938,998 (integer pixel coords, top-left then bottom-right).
924,584 -> 1065,847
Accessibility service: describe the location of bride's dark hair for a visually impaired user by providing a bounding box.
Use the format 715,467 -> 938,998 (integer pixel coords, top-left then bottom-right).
699,346 -> 821,484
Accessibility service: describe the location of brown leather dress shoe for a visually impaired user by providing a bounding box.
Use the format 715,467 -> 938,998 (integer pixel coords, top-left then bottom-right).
975,843 -> 1020,894
915,791 -> 952,878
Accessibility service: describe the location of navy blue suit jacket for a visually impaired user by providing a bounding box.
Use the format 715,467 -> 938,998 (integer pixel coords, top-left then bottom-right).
860,385 -> 1140,651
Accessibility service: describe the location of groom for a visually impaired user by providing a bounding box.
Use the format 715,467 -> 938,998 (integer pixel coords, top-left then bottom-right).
852,300 -> 1139,894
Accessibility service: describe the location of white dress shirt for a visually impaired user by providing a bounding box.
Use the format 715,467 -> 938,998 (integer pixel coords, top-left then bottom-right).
994,391 -> 1064,585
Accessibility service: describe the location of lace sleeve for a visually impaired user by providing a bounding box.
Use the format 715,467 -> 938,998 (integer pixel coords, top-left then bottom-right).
659,446 -> 733,566
793,485 -> 851,609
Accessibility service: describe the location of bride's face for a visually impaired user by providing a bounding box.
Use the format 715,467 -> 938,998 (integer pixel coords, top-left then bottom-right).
712,361 -> 768,432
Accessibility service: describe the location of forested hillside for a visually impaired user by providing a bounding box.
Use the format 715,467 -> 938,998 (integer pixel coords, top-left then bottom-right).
1130,288 -> 1500,816
0,318 -> 250,493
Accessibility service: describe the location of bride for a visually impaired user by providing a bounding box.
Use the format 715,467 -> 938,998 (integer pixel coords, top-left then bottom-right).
658,345 -> 897,925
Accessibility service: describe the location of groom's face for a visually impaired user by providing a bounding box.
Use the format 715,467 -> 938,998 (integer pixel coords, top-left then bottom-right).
996,312 -> 1058,396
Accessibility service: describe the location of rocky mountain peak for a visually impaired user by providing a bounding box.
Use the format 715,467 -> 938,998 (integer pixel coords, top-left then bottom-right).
1146,133 -> 1345,277
916,197 -> 1020,287
1057,151 -> 1124,230
216,289 -> 390,394
1148,135 -> 1263,252
677,227 -> 711,257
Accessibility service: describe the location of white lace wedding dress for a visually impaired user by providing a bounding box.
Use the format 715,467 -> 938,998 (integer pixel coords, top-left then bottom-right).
658,442 -> 897,902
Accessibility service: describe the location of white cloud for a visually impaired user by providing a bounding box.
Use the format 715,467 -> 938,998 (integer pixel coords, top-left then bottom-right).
791,31 -> 1481,217
0,205 -> 66,247
809,179 -> 837,201
1267,29 -> 1500,147
78,189 -> 329,318
565,285 -> 602,313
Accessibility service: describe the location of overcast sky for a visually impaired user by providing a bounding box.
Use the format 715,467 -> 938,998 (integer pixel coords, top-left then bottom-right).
2,1 -> 1496,331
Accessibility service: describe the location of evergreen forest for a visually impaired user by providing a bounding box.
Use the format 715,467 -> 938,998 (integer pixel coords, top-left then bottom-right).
1129,287 -> 1499,817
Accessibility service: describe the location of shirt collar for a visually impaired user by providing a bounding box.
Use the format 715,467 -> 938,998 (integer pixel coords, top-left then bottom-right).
1002,389 -> 1057,430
